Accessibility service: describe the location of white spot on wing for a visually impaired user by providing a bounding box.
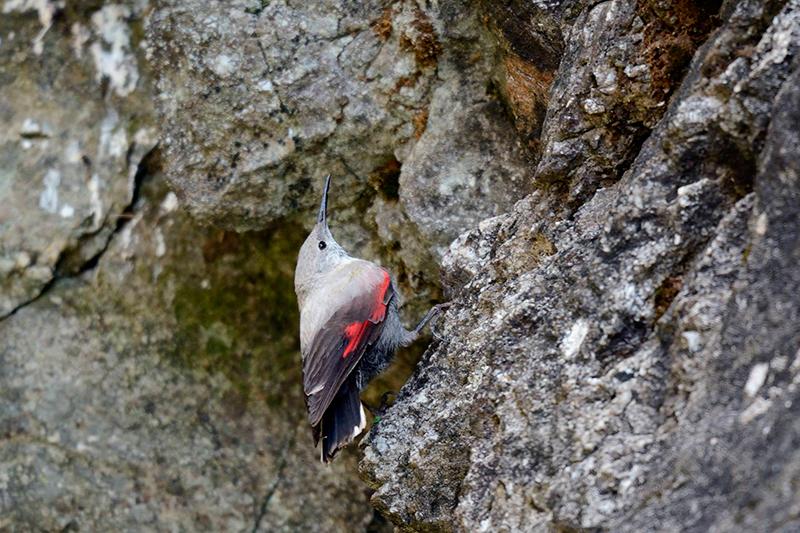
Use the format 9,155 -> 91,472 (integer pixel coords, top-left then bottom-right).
352,402 -> 367,438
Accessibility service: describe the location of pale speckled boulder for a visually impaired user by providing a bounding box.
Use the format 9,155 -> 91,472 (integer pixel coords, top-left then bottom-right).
146,0 -> 534,257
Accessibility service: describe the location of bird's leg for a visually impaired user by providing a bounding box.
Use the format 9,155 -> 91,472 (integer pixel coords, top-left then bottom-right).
413,302 -> 451,335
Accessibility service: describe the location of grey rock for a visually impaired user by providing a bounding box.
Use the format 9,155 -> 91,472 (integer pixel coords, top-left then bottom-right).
146,0 -> 533,260
398,78 -> 534,257
362,1 -> 800,530
478,0 -> 570,153
0,2 -> 380,531
145,0 -> 436,229
0,2 -> 157,318
4,0 -> 800,531
535,0 -> 723,209
396,4 -> 536,256
0,171 -> 376,532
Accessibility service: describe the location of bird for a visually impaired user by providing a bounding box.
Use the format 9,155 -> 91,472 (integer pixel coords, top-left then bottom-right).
294,174 -> 443,463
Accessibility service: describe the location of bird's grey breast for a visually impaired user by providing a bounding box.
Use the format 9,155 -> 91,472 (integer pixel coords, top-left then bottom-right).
298,258 -> 384,356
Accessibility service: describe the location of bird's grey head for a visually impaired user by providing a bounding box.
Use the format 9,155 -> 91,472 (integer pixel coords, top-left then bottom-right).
295,175 -> 349,305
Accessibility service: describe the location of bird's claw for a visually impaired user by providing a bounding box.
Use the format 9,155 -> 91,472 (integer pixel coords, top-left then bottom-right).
364,391 -> 397,420
429,302 -> 451,340
434,302 -> 452,313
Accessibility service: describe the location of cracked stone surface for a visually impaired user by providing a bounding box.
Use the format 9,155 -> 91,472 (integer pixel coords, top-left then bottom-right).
0,1 -> 157,318
146,0 -> 533,259
0,2 -> 380,531
533,0 -> 724,208
362,0 -> 800,530
0,170 -> 377,532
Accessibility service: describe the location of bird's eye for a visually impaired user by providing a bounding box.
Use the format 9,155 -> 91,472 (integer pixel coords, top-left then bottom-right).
318,241 -> 327,250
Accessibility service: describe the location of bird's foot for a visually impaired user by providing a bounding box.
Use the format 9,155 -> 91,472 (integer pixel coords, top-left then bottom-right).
429,302 -> 451,340
377,391 -> 397,416
414,301 -> 452,336
364,391 -> 397,423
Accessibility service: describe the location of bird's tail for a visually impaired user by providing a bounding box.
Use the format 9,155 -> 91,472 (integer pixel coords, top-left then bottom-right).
313,375 -> 366,463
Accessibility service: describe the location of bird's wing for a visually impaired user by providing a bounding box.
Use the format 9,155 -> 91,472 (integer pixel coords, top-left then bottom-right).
302,262 -> 394,426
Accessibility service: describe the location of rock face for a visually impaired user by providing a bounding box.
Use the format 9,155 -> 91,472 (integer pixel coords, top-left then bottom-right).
146,0 -> 532,257
362,1 -> 800,531
0,1 -> 156,317
3,0 -> 800,531
145,0 -> 538,381
0,172 -> 375,531
0,3 -> 377,531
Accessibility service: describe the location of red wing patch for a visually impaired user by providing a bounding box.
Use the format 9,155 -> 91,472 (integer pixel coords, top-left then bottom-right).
342,322 -> 367,358
342,271 -> 390,359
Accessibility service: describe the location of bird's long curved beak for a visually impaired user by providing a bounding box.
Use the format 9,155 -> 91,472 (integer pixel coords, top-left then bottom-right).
317,174 -> 331,225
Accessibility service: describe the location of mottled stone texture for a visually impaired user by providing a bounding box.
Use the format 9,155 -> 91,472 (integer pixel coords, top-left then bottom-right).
146,0 -> 531,258
363,0 -> 800,531
3,0 -> 800,531
0,172 -> 375,531
0,2 -> 378,531
0,1 -> 157,317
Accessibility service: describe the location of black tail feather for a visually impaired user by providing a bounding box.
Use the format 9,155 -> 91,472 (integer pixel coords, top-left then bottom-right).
314,376 -> 364,463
